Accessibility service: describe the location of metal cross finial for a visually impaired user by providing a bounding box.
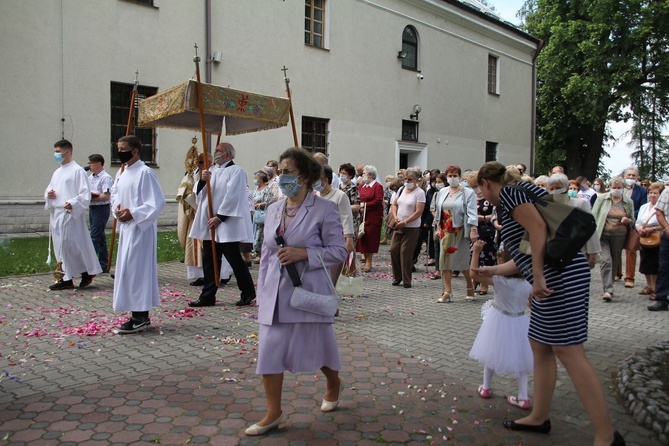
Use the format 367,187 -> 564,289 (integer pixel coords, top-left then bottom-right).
281,66 -> 290,84
193,43 -> 200,63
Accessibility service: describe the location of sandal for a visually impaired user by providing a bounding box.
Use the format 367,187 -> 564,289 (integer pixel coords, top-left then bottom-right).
477,290 -> 488,296
507,395 -> 531,410
466,287 -> 476,302
477,385 -> 491,399
430,274 -> 442,280
436,292 -> 451,303
639,286 -> 654,295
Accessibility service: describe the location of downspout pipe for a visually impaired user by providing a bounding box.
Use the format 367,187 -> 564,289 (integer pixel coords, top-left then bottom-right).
530,39 -> 545,174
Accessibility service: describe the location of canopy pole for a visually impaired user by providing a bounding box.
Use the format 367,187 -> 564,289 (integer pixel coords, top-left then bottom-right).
107,70 -> 138,273
281,66 -> 299,147
194,43 -> 220,285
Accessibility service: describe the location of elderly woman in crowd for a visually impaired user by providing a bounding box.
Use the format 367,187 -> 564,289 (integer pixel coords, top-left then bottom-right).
475,161 -> 624,446
534,175 -> 549,190
248,148 -> 347,436
389,168 -> 426,288
252,170 -> 275,264
338,163 -> 361,272
356,165 -> 384,272
636,182 -> 665,300
433,165 -> 478,302
591,177 -> 635,302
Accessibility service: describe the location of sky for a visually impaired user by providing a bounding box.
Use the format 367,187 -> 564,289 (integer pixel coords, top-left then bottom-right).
489,0 -> 636,177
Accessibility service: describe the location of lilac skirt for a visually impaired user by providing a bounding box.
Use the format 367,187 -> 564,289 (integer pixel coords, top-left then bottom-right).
256,322 -> 342,374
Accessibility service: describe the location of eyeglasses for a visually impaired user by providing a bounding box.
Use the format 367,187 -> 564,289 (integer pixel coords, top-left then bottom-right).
279,168 -> 299,175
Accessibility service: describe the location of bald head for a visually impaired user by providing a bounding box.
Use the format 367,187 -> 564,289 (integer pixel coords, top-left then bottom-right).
313,152 -> 328,166
217,142 -> 236,159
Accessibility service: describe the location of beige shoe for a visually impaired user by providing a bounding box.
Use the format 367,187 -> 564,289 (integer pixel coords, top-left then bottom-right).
245,413 -> 283,436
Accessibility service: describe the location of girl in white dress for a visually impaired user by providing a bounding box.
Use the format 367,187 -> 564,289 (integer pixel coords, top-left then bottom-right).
469,240 -> 533,409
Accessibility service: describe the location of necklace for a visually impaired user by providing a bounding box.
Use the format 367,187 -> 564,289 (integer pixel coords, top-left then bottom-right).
285,206 -> 299,217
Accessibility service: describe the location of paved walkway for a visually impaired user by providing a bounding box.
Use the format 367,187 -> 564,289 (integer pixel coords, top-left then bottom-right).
0,246 -> 665,445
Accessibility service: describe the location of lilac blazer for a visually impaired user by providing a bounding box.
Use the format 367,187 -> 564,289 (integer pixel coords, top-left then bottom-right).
257,192 -> 347,325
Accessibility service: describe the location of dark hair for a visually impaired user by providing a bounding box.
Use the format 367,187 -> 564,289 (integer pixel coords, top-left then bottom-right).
322,165 -> 333,184
88,154 -> 105,166
266,159 -> 278,168
436,172 -> 448,184
255,171 -> 268,184
118,135 -> 142,150
54,139 -> 73,151
389,178 -> 404,191
279,147 -> 322,189
445,164 -> 462,176
339,163 -> 355,178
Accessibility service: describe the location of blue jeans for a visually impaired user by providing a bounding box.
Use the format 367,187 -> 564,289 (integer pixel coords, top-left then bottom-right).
654,234 -> 669,303
89,205 -> 110,271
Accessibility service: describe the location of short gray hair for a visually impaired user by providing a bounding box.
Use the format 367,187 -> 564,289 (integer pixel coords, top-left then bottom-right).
405,168 -> 421,180
218,142 -> 236,159
609,176 -> 625,188
364,165 -> 378,179
546,173 -> 569,189
623,167 -> 638,176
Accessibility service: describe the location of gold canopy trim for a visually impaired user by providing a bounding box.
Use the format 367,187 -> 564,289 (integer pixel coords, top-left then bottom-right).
137,80 -> 290,135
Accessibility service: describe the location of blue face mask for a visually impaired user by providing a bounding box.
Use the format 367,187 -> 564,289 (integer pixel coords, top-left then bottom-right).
567,190 -> 578,198
278,174 -> 301,198
54,152 -> 63,163
313,180 -> 324,192
253,179 -> 259,187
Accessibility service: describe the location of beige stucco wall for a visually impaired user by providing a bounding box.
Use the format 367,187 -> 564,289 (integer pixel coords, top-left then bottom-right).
0,0 -> 537,232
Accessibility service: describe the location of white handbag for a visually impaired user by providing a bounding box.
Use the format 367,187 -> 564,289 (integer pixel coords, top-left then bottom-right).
289,251 -> 339,317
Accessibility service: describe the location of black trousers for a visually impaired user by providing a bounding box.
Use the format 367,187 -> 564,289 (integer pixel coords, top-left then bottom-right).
200,240 -> 256,303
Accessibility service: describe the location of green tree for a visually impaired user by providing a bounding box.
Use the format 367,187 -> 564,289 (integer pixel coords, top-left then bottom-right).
521,0 -> 669,180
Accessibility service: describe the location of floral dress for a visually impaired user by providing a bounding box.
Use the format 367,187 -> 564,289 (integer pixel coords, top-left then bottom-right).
477,197 -> 497,266
340,182 -> 361,243
437,193 -> 470,271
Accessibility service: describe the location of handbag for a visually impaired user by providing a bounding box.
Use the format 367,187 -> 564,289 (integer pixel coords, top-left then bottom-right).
335,252 -> 364,296
253,209 -> 266,224
639,209 -> 660,248
508,184 -> 597,271
385,187 -> 405,230
358,203 -> 367,238
289,251 -> 339,317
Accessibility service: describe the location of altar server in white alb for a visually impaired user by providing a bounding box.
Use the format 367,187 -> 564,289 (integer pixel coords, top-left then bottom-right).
45,139 -> 102,291
111,135 -> 166,334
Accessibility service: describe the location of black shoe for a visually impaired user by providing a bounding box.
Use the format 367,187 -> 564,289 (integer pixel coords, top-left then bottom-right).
49,279 -> 74,291
117,317 -> 150,334
648,301 -> 668,311
403,284 -> 412,288
392,279 -> 402,286
502,419 -> 551,434
452,270 -> 460,277
188,300 -> 215,307
79,273 -> 95,288
611,431 -> 625,446
235,296 -> 255,306
189,278 -> 205,286
220,277 -> 231,286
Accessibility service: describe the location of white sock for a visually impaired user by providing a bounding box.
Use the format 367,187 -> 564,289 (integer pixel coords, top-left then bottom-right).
517,372 -> 528,400
483,366 -> 494,389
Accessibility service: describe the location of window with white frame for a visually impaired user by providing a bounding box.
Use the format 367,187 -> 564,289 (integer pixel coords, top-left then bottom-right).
488,55 -> 499,94
305,0 -> 326,49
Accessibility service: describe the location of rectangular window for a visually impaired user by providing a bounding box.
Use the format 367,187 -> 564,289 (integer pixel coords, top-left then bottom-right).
488,55 -> 499,94
401,120 -> 419,142
485,141 -> 498,162
305,0 -> 325,48
301,116 -> 329,154
110,82 -> 158,165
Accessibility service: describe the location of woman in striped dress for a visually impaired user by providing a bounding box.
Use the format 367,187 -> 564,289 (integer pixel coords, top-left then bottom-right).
474,162 -> 623,446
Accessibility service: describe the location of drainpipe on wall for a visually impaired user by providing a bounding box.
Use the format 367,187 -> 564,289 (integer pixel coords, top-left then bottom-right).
205,0 -> 212,154
530,39 -> 545,174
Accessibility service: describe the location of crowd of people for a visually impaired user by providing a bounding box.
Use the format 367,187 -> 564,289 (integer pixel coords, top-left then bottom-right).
48,139 -> 669,444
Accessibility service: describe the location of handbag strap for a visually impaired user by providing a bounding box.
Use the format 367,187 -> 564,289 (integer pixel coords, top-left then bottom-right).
298,250 -> 336,294
641,208 -> 656,229
507,183 -> 548,207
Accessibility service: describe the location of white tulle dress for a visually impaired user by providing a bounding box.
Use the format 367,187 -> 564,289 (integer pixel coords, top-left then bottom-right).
469,275 -> 533,375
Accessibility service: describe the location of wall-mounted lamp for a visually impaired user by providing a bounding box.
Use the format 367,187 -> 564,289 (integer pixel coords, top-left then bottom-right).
410,104 -> 422,120
397,50 -> 407,59
212,51 -> 222,63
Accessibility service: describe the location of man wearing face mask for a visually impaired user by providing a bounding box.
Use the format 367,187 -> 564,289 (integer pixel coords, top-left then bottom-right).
621,167 -> 648,289
189,143 -> 256,307
110,135 -> 166,334
45,140 -> 103,291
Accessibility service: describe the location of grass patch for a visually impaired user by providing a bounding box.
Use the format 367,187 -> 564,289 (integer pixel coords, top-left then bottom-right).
0,230 -> 183,277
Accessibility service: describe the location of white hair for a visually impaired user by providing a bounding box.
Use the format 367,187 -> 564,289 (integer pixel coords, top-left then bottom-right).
364,165 -> 378,179
546,173 -> 569,189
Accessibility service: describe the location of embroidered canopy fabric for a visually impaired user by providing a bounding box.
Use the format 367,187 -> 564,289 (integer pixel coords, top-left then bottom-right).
137,80 -> 290,135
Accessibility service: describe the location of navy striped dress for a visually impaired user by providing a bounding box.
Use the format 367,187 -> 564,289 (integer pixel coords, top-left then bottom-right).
499,182 -> 590,346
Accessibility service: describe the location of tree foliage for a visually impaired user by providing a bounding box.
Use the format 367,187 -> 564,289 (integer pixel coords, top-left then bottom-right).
520,0 -> 669,180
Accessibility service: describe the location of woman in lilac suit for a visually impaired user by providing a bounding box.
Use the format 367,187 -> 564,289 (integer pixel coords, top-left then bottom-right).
245,148 -> 348,436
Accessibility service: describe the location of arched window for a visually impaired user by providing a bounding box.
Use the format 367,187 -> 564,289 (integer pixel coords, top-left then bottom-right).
402,26 -> 418,70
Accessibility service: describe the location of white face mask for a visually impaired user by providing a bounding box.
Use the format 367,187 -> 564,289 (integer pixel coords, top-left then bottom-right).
593,184 -> 601,191
625,178 -> 636,187
435,183 -> 445,190
549,187 -> 567,195
473,187 -> 481,195
405,182 -> 416,190
447,177 -> 460,187
610,188 -> 623,197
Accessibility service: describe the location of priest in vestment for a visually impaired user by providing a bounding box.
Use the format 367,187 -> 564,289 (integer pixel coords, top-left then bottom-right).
111,135 -> 166,334
45,139 -> 102,290
189,142 -> 255,307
